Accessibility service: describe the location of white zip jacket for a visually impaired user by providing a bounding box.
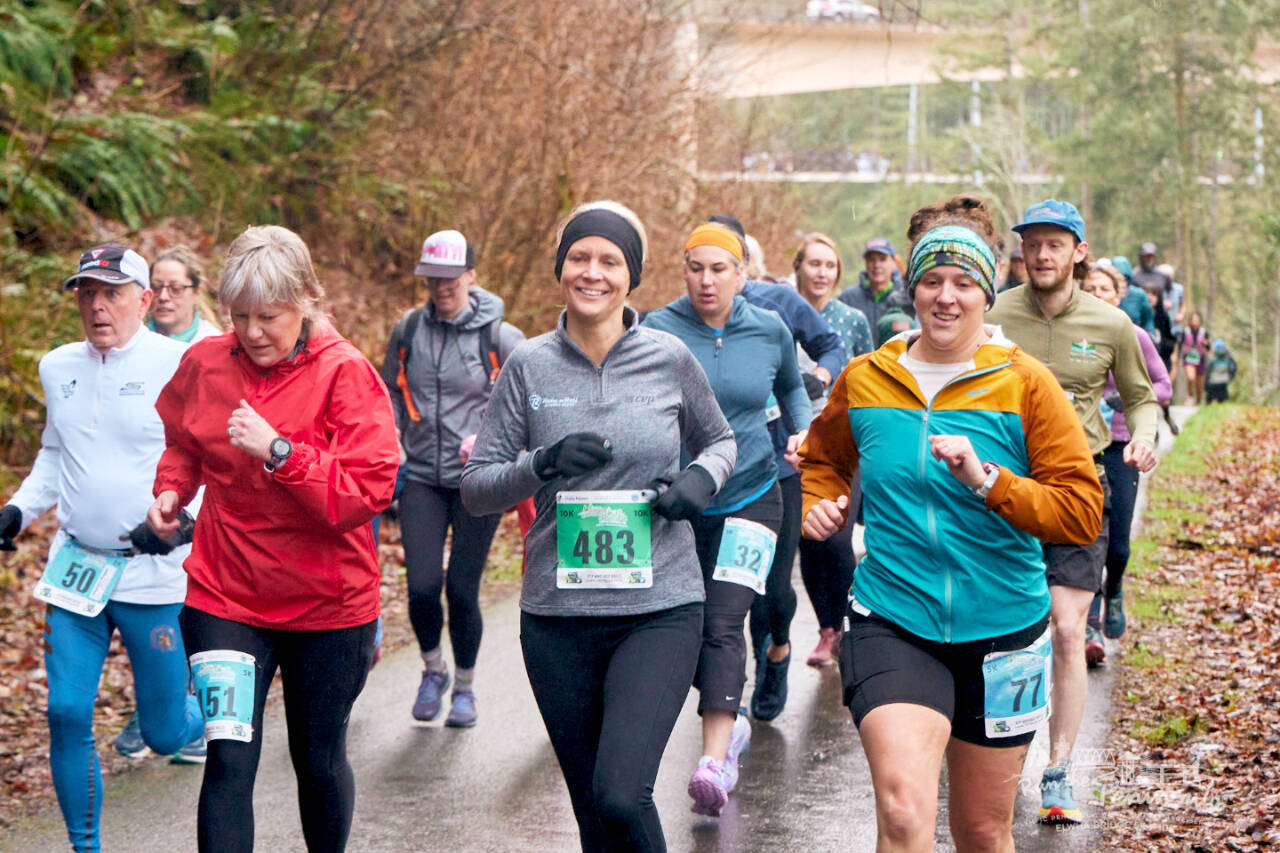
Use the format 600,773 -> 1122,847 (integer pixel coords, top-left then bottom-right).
9,326 -> 193,604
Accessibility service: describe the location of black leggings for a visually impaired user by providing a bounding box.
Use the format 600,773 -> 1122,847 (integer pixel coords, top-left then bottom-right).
799,517 -> 857,631
691,484 -> 784,714
521,603 -> 701,853
748,473 -> 800,654
399,481 -> 501,669
179,607 -> 376,853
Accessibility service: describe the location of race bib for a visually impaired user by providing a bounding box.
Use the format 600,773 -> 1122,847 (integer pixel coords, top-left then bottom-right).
190,650 -> 256,743
982,628 -> 1052,738
35,538 -> 128,617
1207,363 -> 1232,385
1185,350 -> 1202,366
555,491 -> 653,589
711,518 -> 777,594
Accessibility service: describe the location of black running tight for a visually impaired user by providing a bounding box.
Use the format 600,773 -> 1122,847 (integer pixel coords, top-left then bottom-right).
179,607 -> 375,853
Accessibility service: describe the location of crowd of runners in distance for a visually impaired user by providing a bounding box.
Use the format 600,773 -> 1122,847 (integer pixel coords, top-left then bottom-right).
0,191 -> 1237,853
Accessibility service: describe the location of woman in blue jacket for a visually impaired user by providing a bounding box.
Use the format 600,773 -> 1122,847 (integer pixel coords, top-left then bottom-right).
643,222 -> 811,817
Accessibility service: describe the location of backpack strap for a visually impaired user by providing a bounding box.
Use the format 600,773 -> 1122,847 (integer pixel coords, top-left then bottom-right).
395,309 -> 425,422
477,318 -> 503,388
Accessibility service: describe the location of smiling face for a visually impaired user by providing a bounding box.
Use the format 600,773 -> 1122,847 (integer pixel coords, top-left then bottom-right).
683,244 -> 742,327
911,264 -> 988,362
1020,224 -> 1088,294
149,258 -> 198,336
1081,269 -> 1121,307
796,241 -> 840,306
864,251 -> 896,289
558,235 -> 630,327
230,300 -> 306,366
426,268 -> 475,321
75,281 -> 152,354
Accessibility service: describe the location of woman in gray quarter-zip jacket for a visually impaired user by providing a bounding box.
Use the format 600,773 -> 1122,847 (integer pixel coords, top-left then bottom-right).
461,202 -> 735,853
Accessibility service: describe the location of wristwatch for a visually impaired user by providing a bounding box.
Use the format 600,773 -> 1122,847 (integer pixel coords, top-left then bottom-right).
973,462 -> 999,499
264,436 -> 293,473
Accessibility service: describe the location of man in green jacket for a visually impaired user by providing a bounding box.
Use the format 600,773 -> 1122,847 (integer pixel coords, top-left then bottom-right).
988,199 -> 1158,826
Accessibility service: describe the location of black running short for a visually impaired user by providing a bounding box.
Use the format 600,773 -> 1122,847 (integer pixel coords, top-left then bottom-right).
839,608 -> 1049,748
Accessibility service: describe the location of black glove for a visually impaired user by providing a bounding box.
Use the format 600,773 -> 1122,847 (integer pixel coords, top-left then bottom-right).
1103,392 -> 1125,413
649,466 -> 717,521
0,504 -> 21,551
533,432 -> 613,480
802,372 -> 828,400
123,511 -> 195,556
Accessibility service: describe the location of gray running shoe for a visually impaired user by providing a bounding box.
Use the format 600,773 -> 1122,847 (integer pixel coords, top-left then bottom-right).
445,690 -> 477,728
114,712 -> 151,758
412,669 -> 451,721
169,733 -> 207,765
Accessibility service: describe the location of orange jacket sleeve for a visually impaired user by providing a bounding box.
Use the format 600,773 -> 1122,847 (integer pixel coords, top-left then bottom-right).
798,360 -> 862,534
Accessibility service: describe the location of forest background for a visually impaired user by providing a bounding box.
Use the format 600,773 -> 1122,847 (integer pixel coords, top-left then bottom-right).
3,0 -> 1280,490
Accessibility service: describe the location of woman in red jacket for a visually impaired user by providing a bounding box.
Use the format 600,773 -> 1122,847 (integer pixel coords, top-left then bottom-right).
147,225 -> 399,853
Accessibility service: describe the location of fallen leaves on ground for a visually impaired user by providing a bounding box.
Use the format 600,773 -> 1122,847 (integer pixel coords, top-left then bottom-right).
1101,408 -> 1280,850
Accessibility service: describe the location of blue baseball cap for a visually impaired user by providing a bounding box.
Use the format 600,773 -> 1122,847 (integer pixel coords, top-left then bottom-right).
1013,199 -> 1086,243
863,237 -> 895,258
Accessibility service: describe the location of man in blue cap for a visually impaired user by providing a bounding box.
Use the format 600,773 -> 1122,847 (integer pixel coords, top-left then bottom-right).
988,199 -> 1159,826
838,236 -> 914,336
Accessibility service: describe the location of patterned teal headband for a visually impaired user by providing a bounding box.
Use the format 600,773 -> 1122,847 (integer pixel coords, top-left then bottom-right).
906,225 -> 998,307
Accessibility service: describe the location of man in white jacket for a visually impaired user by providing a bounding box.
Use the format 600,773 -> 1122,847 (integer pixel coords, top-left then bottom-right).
0,243 -> 205,852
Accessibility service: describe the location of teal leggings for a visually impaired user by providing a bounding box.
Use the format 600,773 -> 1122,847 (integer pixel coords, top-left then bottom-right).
44,600 -> 203,852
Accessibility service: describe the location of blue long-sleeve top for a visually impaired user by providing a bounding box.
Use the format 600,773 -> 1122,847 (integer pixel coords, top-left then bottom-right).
643,295 -> 811,513
741,280 -> 845,479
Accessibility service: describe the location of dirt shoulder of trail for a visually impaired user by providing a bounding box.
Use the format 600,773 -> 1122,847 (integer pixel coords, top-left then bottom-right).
1100,406 -> 1280,851
0,510 -> 523,830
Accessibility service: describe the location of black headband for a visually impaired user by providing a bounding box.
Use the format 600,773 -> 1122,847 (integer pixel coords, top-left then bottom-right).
554,209 -> 644,293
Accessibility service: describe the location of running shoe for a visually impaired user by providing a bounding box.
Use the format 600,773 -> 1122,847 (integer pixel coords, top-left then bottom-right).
721,712 -> 751,793
1104,592 -> 1127,639
1038,766 -> 1083,824
1084,624 -> 1106,667
751,642 -> 790,721
169,733 -> 207,765
688,757 -> 728,816
806,628 -> 839,667
412,669 -> 452,721
444,690 -> 478,728
113,712 -> 151,759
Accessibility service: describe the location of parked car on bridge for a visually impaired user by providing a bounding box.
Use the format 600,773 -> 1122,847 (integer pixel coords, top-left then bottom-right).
805,0 -> 881,22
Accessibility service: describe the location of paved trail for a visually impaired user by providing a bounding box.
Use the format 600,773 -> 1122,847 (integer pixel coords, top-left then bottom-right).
5,409 -> 1188,851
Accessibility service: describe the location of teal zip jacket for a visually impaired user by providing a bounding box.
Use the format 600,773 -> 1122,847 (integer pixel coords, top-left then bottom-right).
799,330 -> 1103,643
644,295 -> 811,513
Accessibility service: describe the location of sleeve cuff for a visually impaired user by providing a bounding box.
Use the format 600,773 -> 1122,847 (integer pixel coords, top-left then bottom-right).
271,442 -> 317,482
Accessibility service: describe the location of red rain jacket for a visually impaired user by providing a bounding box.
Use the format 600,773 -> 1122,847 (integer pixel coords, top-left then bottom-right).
154,318 -> 399,630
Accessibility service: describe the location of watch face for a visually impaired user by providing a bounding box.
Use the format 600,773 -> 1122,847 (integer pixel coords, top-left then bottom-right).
270,438 -> 290,459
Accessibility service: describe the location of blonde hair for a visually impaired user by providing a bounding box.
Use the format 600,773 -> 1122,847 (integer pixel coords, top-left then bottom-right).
793,232 -> 843,285
555,200 -> 649,265
217,225 -> 325,317
743,234 -> 766,280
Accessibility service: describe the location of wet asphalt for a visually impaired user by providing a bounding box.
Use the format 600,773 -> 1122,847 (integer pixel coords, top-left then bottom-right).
2,410 -> 1187,852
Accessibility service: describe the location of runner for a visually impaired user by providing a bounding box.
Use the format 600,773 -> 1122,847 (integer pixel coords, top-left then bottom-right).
1204,338 -> 1238,403
460,201 -> 736,851
1110,255 -> 1156,339
987,198 -> 1159,824
837,236 -> 915,329
0,243 -> 205,853
643,220 -> 810,816
148,225 -> 399,852
1182,311 -> 1209,405
706,214 -> 847,720
146,245 -> 221,342
791,232 -> 873,668
380,229 -> 524,726
1132,244 -> 1184,357
1079,263 -> 1172,659
998,243 -> 1026,292
799,206 -> 1103,851
114,245 -> 221,763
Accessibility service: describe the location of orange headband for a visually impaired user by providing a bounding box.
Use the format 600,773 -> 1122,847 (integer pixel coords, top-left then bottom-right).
684,223 -> 743,262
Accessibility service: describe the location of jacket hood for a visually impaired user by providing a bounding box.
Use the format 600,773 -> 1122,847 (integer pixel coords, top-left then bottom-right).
428,286 -> 505,331
875,324 -> 1017,374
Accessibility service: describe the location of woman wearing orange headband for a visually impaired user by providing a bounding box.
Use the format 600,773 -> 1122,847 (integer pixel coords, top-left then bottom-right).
643,222 -> 811,816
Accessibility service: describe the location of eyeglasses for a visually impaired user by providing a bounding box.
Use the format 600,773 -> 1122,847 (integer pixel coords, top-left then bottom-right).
152,283 -> 195,296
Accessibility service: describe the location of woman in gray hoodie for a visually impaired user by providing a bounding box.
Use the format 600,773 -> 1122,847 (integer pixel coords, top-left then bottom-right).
461,201 -> 736,853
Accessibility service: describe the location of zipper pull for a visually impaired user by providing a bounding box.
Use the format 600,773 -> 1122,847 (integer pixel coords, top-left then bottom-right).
715,330 -> 723,356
